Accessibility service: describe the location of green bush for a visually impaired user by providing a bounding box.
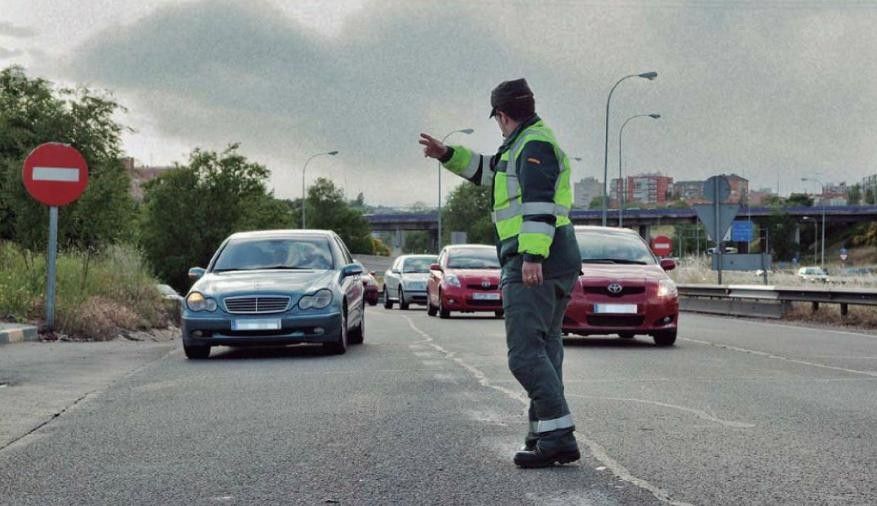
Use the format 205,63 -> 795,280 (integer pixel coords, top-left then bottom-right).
0,241 -> 170,339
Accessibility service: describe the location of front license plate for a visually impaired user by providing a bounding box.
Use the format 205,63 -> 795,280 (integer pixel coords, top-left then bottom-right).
232,319 -> 281,331
593,304 -> 637,314
472,293 -> 501,301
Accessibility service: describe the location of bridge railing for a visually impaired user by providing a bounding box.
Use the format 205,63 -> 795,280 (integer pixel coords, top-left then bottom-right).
678,283 -> 877,319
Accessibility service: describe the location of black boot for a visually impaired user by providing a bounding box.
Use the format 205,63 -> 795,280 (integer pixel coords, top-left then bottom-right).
514,428 -> 580,468
521,431 -> 538,451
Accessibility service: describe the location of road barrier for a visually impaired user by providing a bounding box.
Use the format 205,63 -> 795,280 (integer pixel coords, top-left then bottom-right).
677,284 -> 877,319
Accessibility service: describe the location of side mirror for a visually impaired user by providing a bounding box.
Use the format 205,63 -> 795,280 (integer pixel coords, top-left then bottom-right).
341,263 -> 364,278
188,267 -> 206,281
429,263 -> 443,272
660,259 -> 676,272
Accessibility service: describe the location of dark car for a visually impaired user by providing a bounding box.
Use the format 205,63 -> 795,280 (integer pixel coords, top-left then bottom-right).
181,230 -> 366,359
563,226 -> 679,346
361,270 -> 380,306
426,244 -> 502,318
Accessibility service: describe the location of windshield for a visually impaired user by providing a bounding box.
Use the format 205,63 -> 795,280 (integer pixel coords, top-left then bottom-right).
402,257 -> 436,273
446,248 -> 500,269
213,238 -> 334,272
576,231 -> 656,265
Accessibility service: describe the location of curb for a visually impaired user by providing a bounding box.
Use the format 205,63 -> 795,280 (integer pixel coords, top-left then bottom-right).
0,324 -> 40,345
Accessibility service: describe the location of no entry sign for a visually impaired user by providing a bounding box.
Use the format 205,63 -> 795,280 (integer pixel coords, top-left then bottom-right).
651,235 -> 672,257
22,143 -> 89,206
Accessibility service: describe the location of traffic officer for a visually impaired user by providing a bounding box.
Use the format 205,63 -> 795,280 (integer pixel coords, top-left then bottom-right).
419,78 -> 581,468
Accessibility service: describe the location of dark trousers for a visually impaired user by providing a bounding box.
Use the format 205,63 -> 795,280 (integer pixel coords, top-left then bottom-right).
502,273 -> 577,427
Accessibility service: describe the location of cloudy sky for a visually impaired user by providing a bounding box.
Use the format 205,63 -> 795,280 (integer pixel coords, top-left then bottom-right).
2,0 -> 876,205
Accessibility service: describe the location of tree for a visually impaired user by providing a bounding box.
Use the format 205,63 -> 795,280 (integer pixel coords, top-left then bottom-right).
442,183 -> 493,245
865,187 -> 876,205
0,66 -> 134,251
588,196 -> 603,209
140,145 -> 292,289
765,205 -> 799,261
786,193 -> 814,207
305,178 -> 374,255
404,231 -> 432,253
848,184 -> 862,206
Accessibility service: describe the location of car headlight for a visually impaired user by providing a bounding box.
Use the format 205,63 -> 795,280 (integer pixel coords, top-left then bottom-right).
186,292 -> 217,312
443,274 -> 461,287
657,279 -> 678,298
299,289 -> 333,310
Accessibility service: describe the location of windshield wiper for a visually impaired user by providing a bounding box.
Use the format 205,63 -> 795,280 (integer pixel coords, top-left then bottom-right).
582,258 -> 648,265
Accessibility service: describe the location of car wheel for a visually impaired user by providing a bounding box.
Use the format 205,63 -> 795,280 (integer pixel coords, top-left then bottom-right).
399,288 -> 409,310
494,310 -> 504,319
618,332 -> 635,339
383,287 -> 393,309
438,289 -> 450,319
652,329 -> 676,347
184,344 -> 211,360
349,308 -> 364,345
324,307 -> 348,354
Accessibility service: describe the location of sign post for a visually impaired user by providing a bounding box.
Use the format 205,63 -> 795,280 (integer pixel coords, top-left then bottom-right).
693,176 -> 737,285
22,143 -> 89,330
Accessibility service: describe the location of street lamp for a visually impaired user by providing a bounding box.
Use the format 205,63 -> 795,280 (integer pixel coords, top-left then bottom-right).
602,71 -> 658,226
302,150 -> 339,228
618,113 -> 660,227
801,177 -> 826,269
438,128 -> 474,250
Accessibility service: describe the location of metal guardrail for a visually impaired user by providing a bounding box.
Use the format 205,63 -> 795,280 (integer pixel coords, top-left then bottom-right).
677,284 -> 877,318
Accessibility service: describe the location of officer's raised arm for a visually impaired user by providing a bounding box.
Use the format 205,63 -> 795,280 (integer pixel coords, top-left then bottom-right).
419,133 -> 494,186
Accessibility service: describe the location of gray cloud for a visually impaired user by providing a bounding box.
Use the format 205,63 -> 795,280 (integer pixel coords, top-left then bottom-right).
64,0 -> 877,203
0,47 -> 24,60
0,21 -> 36,38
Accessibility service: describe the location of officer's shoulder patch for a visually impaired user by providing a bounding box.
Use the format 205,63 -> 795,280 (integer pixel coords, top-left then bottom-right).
526,157 -> 541,165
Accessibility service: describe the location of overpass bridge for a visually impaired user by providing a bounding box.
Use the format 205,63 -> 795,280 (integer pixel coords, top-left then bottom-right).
367,205 -> 877,250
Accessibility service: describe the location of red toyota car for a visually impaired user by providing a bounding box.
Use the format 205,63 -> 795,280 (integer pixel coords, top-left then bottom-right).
427,244 -> 502,319
563,226 -> 679,346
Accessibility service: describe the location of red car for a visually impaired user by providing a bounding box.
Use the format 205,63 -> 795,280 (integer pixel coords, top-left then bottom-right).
362,270 -> 380,306
427,244 -> 503,319
563,226 -> 679,346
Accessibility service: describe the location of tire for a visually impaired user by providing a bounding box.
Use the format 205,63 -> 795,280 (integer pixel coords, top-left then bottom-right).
618,332 -> 635,339
184,344 -> 210,359
383,287 -> 393,309
324,307 -> 348,354
653,329 -> 677,347
427,299 -> 438,317
494,310 -> 505,319
349,306 -> 364,345
438,290 -> 450,319
399,288 -> 409,310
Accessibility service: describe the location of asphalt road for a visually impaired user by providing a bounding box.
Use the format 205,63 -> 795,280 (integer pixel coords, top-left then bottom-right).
0,310 -> 874,505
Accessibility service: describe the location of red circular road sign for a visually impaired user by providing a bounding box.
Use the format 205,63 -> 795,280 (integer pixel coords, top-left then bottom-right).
651,235 -> 672,257
22,143 -> 89,206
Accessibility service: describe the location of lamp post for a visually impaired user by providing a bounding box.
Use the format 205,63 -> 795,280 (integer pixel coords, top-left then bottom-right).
618,113 -> 660,227
438,128 -> 474,250
602,71 -> 658,226
301,150 -> 339,229
802,177 -> 826,269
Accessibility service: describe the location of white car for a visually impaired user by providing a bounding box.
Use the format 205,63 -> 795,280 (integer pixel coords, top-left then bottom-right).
797,266 -> 829,283
383,254 -> 437,309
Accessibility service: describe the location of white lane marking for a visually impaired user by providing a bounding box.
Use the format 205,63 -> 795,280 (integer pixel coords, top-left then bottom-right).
681,337 -> 877,378
32,167 -> 80,182
567,394 -> 755,429
685,313 -> 877,340
399,314 -> 693,506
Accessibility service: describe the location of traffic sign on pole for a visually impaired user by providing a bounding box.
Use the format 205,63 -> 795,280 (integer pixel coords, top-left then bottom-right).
21,143 -> 89,331
651,235 -> 672,257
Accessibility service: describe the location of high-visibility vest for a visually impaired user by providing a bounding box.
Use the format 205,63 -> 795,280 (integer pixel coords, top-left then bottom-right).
443,120 -> 573,258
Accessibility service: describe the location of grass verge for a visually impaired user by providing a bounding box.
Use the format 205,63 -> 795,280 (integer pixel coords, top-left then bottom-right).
0,241 -> 172,340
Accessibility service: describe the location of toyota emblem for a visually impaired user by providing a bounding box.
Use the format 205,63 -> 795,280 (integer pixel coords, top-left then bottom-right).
481,279 -> 491,288
607,282 -> 623,294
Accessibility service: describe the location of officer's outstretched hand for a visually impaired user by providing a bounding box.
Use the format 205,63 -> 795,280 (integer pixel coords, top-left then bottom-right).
419,133 -> 449,160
